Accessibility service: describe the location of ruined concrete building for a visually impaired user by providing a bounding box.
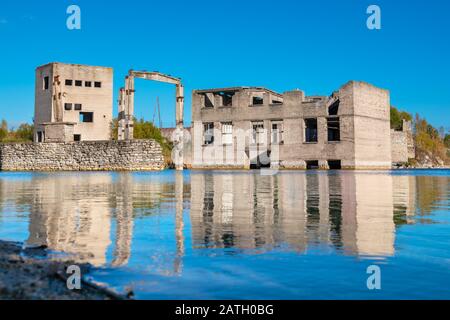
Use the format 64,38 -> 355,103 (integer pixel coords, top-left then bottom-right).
34,63 -> 113,142
32,63 -> 414,170
191,81 -> 414,170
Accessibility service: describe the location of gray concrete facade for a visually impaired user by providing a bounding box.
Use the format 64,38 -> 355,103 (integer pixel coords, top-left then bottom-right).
191,81 -> 394,170
34,63 -> 113,143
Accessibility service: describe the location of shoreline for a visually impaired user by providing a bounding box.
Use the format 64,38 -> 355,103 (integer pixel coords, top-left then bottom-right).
0,166 -> 449,174
0,240 -> 129,300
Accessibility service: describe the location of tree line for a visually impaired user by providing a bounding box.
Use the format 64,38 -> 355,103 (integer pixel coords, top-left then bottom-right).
391,106 -> 450,163
0,120 -> 34,143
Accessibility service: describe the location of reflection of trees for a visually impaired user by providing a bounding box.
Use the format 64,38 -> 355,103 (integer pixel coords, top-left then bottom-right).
415,176 -> 447,216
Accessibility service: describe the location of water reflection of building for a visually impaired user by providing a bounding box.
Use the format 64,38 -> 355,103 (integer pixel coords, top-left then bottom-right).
0,170 -> 446,268
190,172 -> 423,257
26,174 -> 113,266
341,173 -> 395,256
0,173 -> 166,267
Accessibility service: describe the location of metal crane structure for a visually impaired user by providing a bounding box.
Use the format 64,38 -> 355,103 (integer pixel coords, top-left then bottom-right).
118,70 -> 184,170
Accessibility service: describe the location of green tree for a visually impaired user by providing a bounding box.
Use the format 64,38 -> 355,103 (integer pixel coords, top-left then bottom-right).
110,118 -> 173,166
414,114 -> 448,163
14,123 -> 34,141
444,134 -> 450,149
391,106 -> 412,130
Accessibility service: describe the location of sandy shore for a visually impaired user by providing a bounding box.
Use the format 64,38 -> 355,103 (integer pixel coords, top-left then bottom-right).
0,240 -> 129,300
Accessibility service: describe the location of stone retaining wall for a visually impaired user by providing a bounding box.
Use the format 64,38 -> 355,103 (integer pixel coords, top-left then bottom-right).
391,130 -> 408,164
0,140 -> 165,171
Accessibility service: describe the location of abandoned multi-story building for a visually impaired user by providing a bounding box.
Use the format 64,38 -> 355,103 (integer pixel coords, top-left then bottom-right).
34,62 -> 113,142
191,81 -> 414,170
32,62 -> 413,170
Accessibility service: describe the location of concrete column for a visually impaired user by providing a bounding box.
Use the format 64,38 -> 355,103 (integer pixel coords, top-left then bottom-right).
319,160 -> 329,170
174,85 -> 185,170
125,76 -> 135,140
118,88 -> 126,141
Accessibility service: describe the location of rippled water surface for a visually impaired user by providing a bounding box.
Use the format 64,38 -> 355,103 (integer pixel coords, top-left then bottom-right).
0,170 -> 449,299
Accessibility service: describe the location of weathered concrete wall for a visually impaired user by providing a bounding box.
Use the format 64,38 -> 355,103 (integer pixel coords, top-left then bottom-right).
352,81 -> 392,169
0,140 -> 164,171
35,63 -> 113,142
191,81 -> 393,170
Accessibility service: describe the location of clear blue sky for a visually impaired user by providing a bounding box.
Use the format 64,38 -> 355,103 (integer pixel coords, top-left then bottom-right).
0,0 -> 449,129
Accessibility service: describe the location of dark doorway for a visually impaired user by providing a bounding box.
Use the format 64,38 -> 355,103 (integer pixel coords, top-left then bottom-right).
74,134 -> 81,142
328,160 -> 342,170
306,160 -> 319,170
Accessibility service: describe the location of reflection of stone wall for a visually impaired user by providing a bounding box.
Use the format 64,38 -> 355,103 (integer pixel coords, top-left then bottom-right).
391,130 -> 408,163
0,140 -> 164,171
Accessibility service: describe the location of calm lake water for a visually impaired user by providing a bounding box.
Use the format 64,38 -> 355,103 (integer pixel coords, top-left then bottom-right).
0,170 -> 449,299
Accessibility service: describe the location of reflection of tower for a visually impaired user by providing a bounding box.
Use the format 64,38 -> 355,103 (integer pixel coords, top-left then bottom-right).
112,173 -> 134,267
174,171 -> 185,275
26,174 -> 112,266
277,173 -> 307,252
341,173 -> 395,256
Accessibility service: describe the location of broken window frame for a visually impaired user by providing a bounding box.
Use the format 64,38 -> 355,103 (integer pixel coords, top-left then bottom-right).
75,80 -> 83,87
94,81 -> 102,88
80,112 -> 94,123
219,92 -> 234,107
304,118 -> 318,143
203,122 -> 214,145
327,117 -> 341,142
271,121 -> 283,144
43,76 -> 49,90
74,134 -> 81,142
252,96 -> 264,106
85,81 -> 92,88
74,104 -> 82,111
64,103 -> 73,111
328,99 -> 340,116
65,79 -> 73,86
252,121 -> 265,144
221,122 -> 233,145
203,94 -> 214,108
